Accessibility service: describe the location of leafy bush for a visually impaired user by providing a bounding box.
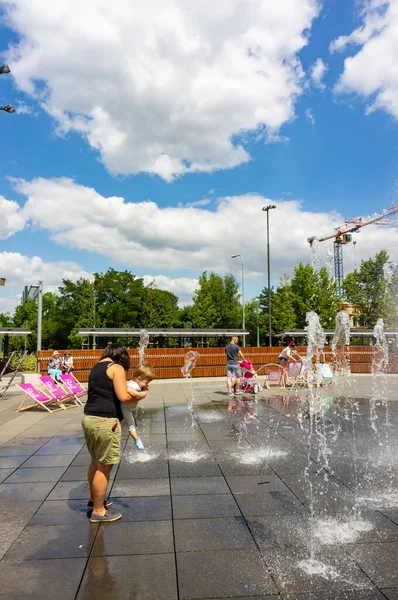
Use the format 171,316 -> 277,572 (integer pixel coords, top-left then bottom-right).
9,353 -> 37,372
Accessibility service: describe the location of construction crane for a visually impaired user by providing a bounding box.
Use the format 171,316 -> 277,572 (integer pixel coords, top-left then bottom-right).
308,203 -> 398,295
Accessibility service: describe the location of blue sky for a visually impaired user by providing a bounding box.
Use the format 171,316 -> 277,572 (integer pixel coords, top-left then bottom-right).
0,0 -> 397,312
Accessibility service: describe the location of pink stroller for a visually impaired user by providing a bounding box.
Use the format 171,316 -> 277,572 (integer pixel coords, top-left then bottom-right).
237,360 -> 263,394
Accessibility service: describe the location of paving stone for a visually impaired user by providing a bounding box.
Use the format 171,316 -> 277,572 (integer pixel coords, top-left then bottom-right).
0,456 -> 29,469
235,491 -> 308,517
76,554 -> 177,600
111,478 -> 170,497
0,481 -> 55,501
174,516 -> 256,552
0,444 -> 45,456
381,590 -> 398,600
345,542 -> 398,587
22,454 -> 75,468
3,523 -> 98,561
0,558 -> 86,600
116,461 -> 169,479
46,481 -> 90,500
168,459 -> 222,477
171,476 -> 229,495
109,496 -> 172,521
176,548 -> 277,598
29,500 -> 93,526
5,467 -> 68,483
172,493 -> 241,519
92,520 -> 174,555
35,444 -> 83,455
0,468 -> 14,483
262,546 -> 375,594
0,500 -> 43,559
282,591 -> 385,599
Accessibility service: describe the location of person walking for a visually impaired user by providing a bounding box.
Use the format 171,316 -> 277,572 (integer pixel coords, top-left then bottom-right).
82,343 -> 147,523
225,336 -> 245,396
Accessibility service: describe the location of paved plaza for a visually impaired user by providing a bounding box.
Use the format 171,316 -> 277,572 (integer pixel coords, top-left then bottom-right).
0,376 -> 398,599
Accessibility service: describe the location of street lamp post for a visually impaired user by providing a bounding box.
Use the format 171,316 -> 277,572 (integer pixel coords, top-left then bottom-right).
231,254 -> 245,347
256,297 -> 260,347
262,205 -> 276,347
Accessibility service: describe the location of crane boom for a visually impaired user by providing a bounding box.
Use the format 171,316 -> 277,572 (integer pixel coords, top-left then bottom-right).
307,203 -> 398,295
308,203 -> 398,246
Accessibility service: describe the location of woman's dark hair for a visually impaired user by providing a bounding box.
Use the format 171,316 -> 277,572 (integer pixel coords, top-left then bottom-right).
101,343 -> 130,372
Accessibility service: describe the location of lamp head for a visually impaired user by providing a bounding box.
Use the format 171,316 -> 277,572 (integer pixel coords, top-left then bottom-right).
262,205 -> 276,211
0,104 -> 15,113
0,64 -> 10,74
231,254 -> 240,259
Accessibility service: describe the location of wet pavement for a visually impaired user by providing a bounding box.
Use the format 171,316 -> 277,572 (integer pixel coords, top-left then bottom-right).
0,376 -> 397,599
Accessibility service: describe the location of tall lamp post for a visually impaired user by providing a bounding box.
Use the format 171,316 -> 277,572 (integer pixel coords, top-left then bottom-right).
262,205 -> 276,347
22,281 -> 43,370
231,254 -> 245,347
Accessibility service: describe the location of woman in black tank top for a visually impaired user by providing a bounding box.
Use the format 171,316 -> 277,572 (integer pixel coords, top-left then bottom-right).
82,343 -> 139,523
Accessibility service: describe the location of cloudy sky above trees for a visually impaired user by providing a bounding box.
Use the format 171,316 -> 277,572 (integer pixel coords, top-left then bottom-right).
0,0 -> 397,313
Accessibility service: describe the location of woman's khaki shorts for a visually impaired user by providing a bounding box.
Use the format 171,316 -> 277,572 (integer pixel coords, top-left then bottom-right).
82,415 -> 121,465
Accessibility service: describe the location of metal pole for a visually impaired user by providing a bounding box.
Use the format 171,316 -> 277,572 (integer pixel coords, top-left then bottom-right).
93,289 -> 97,350
267,211 -> 272,347
256,298 -> 260,347
36,281 -> 43,372
241,256 -> 245,347
262,205 -> 276,347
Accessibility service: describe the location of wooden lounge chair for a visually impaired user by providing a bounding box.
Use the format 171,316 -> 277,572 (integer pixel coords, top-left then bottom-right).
59,374 -> 86,404
17,383 -> 68,413
39,375 -> 82,407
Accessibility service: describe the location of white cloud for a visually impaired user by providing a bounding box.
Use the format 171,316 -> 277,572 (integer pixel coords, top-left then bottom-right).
331,0 -> 398,119
0,251 -> 92,313
143,275 -> 198,305
6,176 -> 398,283
0,197 -> 25,239
3,0 -> 320,181
310,57 -> 328,90
305,108 -> 315,126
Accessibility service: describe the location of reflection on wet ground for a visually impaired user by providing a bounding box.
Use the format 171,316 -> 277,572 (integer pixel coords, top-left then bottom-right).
0,377 -> 398,599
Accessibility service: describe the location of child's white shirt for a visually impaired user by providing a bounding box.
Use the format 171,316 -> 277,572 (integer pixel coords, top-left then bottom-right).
121,380 -> 140,432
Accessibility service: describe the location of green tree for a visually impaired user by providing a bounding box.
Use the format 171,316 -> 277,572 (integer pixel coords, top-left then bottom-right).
343,250 -> 390,328
272,276 -> 297,333
94,269 -> 146,328
191,272 -> 218,328
57,278 -> 95,348
142,283 -> 179,328
191,271 -> 240,329
290,263 -> 321,328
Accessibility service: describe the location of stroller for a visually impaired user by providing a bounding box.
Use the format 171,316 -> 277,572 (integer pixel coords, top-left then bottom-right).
235,360 -> 263,395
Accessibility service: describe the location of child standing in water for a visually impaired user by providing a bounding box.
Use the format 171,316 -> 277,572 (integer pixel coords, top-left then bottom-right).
121,363 -> 155,451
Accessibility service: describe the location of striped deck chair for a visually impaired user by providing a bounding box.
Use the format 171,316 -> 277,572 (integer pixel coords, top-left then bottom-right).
40,376 -> 81,408
17,383 -> 67,413
59,374 -> 86,405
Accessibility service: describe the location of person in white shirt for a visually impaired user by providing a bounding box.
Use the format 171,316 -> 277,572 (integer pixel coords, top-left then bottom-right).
278,340 -> 299,367
121,363 -> 154,451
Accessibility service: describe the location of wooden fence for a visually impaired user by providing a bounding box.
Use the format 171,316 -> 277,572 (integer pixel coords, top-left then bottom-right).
37,346 -> 398,381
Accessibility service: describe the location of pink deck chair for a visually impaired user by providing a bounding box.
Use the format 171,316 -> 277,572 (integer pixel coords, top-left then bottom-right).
17,383 -> 68,413
265,368 -> 285,389
286,360 -> 307,386
40,376 -> 81,408
59,374 -> 86,405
